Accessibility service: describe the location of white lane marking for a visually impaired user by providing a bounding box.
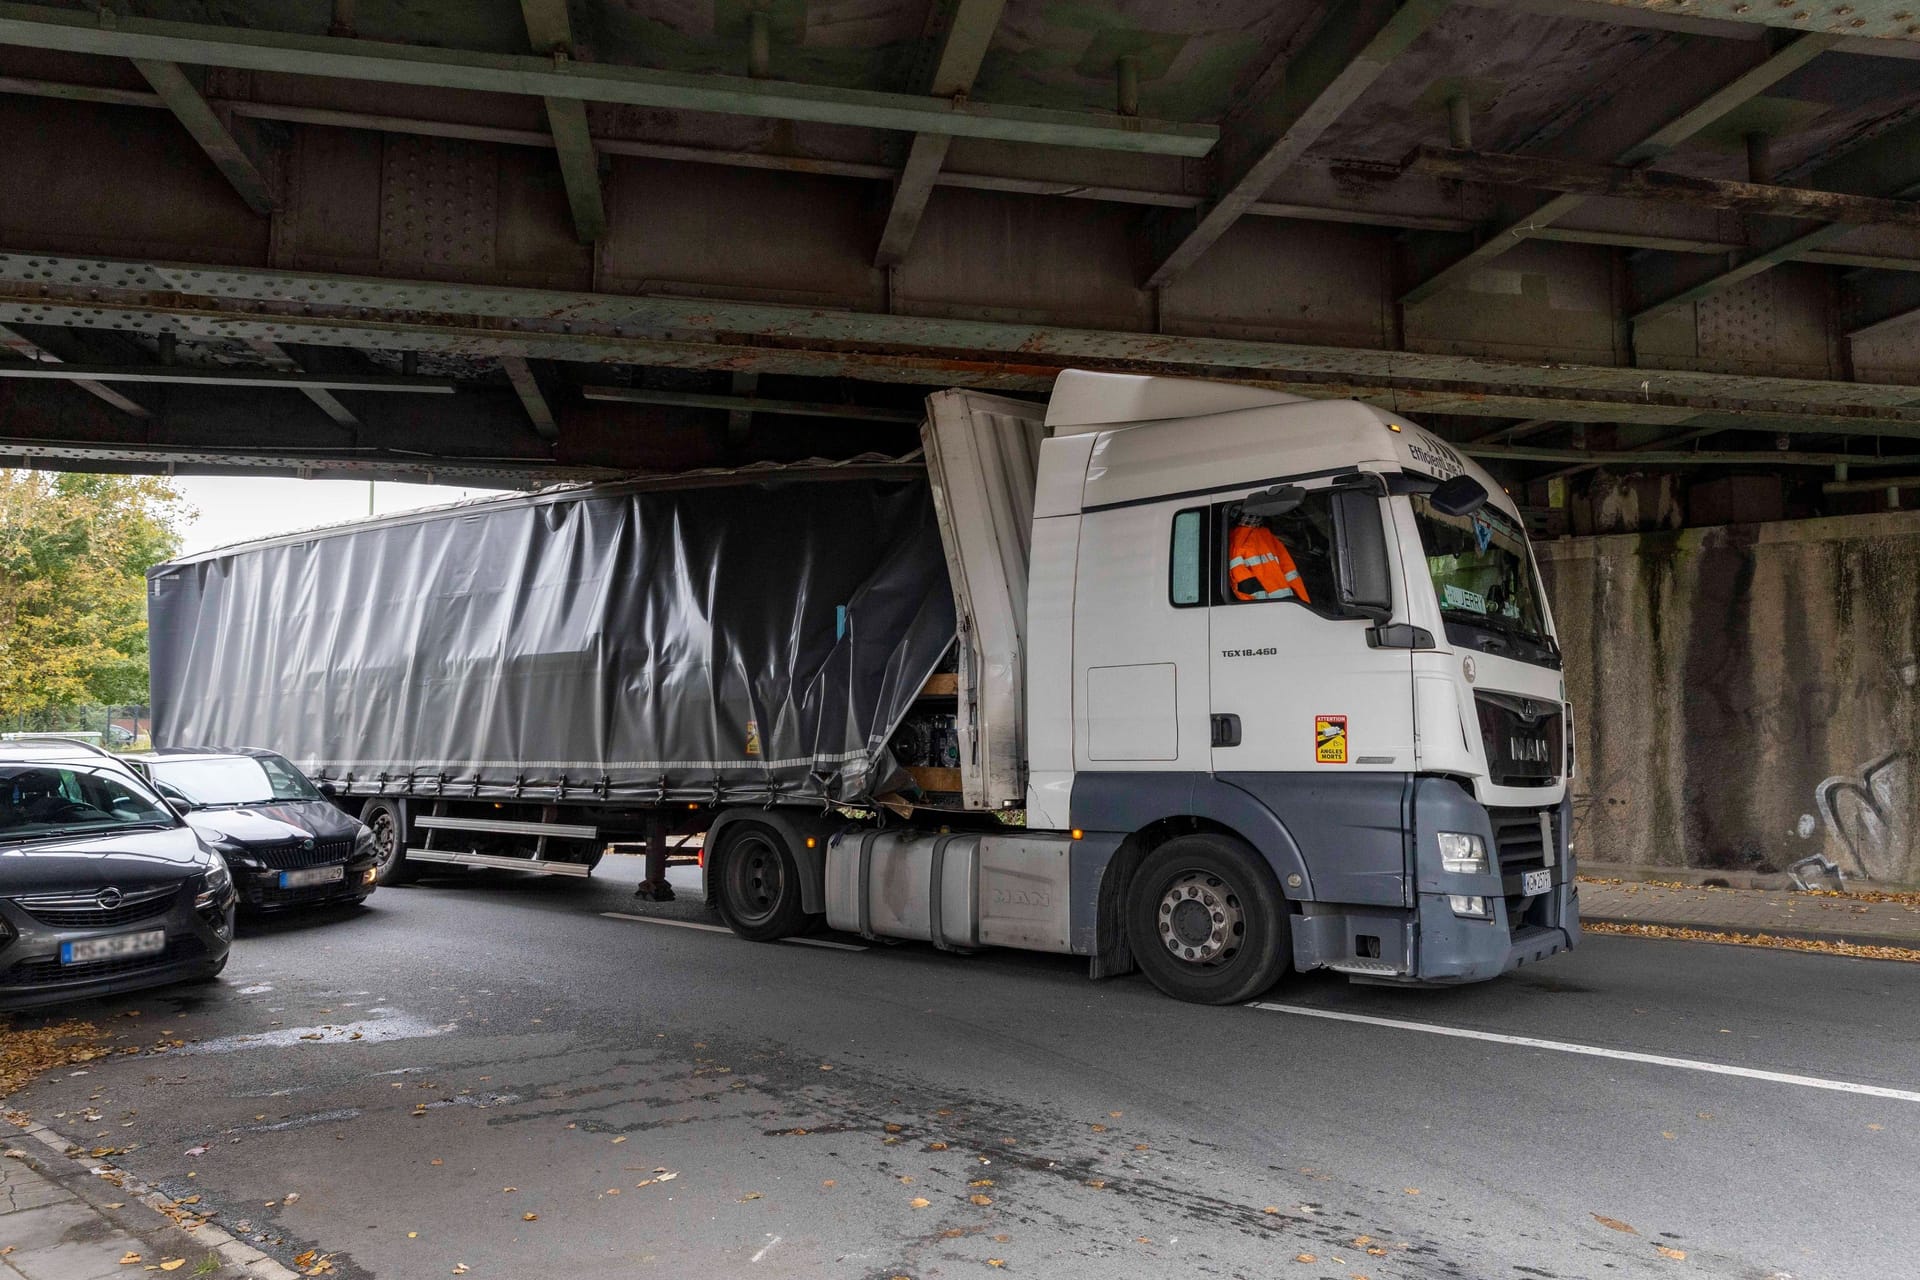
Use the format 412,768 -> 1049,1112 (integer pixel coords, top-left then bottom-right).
751,1235 -> 782,1263
1251,1003 -> 1920,1104
601,912 -> 730,933
601,912 -> 868,950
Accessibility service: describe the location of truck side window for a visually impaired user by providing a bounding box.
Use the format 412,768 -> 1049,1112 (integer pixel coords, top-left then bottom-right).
1217,493 -> 1342,618
1169,508 -> 1204,606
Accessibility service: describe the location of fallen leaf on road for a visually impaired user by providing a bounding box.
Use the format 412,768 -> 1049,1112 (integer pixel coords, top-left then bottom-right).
1592,1215 -> 1637,1234
283,1193 -> 300,1205
1656,1246 -> 1687,1260
987,1261 -> 1004,1268
119,1253 -> 142,1265
452,1266 -> 468,1275
739,1192 -> 761,1202
1661,1132 -> 1676,1140
885,1123 -> 904,1133
175,1195 -> 200,1205
503,1186 -> 517,1193
910,1197 -> 931,1209
159,1260 -> 185,1271
818,1064 -> 834,1071
1263,1207 -> 1280,1215
610,1136 -> 626,1144
294,1251 -> 317,1268
407,1232 -> 418,1239
1133,1144 -> 1148,1151
1403,1188 -> 1420,1196
970,1179 -> 994,1187
970,1194 -> 993,1206
1368,1247 -> 1388,1256
1089,1124 -> 1107,1132
430,1159 -> 443,1166
1868,1123 -> 1884,1131
822,1180 -> 836,1188
1108,1111 -> 1122,1118
928,1142 -> 948,1151
1295,1254 -> 1317,1264
1087,1180 -> 1106,1190
899,1176 -> 914,1184
184,1146 -> 207,1157
1696,1112 -> 1712,1121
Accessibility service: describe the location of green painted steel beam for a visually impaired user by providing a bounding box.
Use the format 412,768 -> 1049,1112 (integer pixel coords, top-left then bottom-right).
0,362 -> 452,392
1576,0 -> 1920,41
1145,0 -> 1451,288
875,0 -> 1010,268
1401,31 -> 1836,305
132,58 -> 276,216
582,386 -> 923,423
0,4 -> 1214,156
519,0 -> 604,245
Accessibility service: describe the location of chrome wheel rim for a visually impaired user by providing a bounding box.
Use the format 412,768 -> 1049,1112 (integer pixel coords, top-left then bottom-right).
368,809 -> 399,870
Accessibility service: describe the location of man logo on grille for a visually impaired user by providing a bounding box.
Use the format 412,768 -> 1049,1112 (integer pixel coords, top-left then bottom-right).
96,887 -> 124,910
1518,700 -> 1540,725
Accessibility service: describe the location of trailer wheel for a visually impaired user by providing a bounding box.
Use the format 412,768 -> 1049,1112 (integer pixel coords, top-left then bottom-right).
713,821 -> 811,942
362,799 -> 417,886
1125,833 -> 1290,1005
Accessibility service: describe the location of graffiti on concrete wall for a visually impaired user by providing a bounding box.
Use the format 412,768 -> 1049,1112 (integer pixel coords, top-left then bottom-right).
1792,655 -> 1917,885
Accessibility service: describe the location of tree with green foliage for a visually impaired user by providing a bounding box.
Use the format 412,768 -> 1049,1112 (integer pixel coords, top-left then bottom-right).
0,471 -> 187,723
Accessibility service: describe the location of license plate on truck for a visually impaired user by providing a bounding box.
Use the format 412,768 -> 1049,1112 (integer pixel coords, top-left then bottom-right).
279,865 -> 345,889
61,929 -> 166,965
1522,869 -> 1552,896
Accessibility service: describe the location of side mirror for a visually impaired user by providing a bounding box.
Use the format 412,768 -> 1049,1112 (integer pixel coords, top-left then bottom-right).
1332,491 -> 1393,622
1429,473 -> 1489,516
1237,484 -> 1306,520
316,780 -> 338,798
166,798 -> 197,818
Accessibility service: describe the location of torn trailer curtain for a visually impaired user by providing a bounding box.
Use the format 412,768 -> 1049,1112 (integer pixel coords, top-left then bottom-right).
146,480 -> 956,805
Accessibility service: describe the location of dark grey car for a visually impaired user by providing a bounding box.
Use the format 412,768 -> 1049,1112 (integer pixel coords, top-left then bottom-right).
0,741 -> 236,1010
127,749 -> 377,912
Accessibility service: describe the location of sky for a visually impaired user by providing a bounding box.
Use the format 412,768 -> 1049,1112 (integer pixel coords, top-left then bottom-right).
170,476 -> 510,556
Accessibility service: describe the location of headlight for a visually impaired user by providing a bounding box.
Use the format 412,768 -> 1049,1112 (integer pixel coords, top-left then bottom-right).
195,855 -> 232,908
1437,832 -> 1488,874
353,825 -> 377,857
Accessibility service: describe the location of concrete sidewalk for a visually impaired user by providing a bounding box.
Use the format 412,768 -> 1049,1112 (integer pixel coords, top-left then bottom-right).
1,1127 -> 293,1280
1579,876 -> 1920,949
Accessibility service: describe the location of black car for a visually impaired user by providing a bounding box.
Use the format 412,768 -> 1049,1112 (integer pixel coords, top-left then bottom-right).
127,749 -> 378,911
0,741 -> 235,1010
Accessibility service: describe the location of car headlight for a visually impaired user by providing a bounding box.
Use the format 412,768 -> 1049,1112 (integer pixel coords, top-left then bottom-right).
195,855 -> 233,908
1437,832 -> 1488,875
353,825 -> 377,858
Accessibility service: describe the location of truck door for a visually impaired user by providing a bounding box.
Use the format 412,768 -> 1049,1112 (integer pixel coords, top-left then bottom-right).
1205,483 -> 1416,905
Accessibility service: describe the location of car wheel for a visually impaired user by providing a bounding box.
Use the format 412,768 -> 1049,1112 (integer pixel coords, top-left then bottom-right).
1126,833 -> 1291,1005
712,821 -> 813,942
362,800 -> 417,886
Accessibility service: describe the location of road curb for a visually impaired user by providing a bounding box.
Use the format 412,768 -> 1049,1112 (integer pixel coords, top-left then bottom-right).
1583,914 -> 1920,952
6,1115 -> 303,1280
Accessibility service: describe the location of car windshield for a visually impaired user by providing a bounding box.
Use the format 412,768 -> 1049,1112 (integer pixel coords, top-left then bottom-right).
148,754 -> 321,807
1410,495 -> 1555,662
0,763 -> 176,843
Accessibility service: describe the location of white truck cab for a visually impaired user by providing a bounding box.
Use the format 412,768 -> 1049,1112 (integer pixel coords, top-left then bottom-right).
889,371 -> 1577,1001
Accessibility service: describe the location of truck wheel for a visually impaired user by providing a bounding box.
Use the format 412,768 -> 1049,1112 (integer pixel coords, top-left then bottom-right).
1126,834 -> 1290,1005
713,821 -> 811,942
362,799 -> 417,886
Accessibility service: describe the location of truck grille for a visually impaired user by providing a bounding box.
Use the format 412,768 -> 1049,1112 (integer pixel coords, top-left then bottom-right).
1474,692 -> 1563,787
251,838 -> 354,870
1487,807 -> 1556,874
12,885 -> 181,930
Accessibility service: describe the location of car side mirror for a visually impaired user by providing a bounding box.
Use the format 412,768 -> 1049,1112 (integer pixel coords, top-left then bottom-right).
316,780 -> 338,798
1429,473 -> 1489,516
1332,490 -> 1393,622
166,798 -> 197,817
1237,484 -> 1306,520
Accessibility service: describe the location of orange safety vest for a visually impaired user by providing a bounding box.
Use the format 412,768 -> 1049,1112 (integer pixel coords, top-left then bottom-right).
1228,524 -> 1311,603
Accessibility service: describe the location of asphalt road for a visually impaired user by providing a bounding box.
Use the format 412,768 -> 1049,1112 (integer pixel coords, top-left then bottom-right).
9,856 -> 1919,1280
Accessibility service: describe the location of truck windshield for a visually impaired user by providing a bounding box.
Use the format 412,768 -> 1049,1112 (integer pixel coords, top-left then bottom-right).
0,764 -> 176,843
148,754 -> 321,808
1409,495 -> 1558,667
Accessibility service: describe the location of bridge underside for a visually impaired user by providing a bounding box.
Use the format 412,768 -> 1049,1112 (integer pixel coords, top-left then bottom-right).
2,0 -> 1920,517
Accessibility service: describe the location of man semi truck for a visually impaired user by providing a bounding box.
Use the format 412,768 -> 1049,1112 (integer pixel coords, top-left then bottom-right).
148,371 -> 1578,1004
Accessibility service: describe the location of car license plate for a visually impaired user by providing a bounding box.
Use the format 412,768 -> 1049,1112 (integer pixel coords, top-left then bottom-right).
61,929 -> 167,965
1521,869 -> 1553,896
279,865 -> 346,889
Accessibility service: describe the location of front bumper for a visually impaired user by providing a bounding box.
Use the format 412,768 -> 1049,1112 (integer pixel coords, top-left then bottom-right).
0,887 -> 235,1010
231,857 -> 377,910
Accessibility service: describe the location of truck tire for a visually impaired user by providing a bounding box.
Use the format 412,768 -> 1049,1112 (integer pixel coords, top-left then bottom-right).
712,820 -> 812,942
1125,833 -> 1290,1005
362,799 -> 417,886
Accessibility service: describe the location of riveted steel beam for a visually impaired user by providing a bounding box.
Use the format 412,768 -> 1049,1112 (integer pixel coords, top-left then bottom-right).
2,254 -> 1919,436
0,4 -> 1215,156
1466,442 -> 1920,466
1401,32 -> 1836,305
520,0 -> 605,245
874,0 -> 1009,267
244,339 -> 359,427
499,354 -> 559,440
1145,0 -> 1450,288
